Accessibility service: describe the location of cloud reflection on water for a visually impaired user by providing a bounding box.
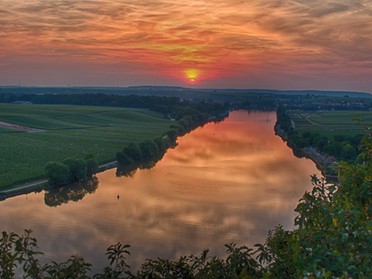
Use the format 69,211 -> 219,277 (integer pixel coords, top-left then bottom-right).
0,110 -> 320,273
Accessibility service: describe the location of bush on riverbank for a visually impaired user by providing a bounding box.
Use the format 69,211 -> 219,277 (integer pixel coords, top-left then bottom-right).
45,156 -> 99,186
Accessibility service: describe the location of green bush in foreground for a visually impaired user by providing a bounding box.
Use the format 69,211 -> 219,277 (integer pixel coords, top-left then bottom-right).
4,133 -> 371,278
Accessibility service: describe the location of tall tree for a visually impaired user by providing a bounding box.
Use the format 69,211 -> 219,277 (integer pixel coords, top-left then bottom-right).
63,158 -> 87,182
45,162 -> 70,186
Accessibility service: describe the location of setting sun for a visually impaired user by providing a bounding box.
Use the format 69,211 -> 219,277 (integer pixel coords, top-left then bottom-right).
184,69 -> 199,83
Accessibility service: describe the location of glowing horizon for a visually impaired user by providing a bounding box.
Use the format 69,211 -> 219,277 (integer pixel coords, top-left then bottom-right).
0,0 -> 371,92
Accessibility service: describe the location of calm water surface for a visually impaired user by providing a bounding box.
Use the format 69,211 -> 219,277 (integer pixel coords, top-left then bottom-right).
0,110 -> 320,273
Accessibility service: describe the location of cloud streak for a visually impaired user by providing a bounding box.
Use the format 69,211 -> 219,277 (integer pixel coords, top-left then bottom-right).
0,0 -> 371,90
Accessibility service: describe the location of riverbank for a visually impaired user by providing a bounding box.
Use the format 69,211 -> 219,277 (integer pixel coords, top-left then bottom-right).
301,147 -> 337,180
274,124 -> 337,181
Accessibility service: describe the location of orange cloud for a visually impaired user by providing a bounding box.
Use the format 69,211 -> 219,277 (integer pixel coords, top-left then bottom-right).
0,0 -> 371,90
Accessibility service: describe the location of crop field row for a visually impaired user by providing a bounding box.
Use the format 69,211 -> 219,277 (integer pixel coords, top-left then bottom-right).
289,110 -> 372,137
0,104 -> 172,189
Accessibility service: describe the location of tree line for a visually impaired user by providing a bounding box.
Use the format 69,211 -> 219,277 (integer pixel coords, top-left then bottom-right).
116,103 -> 228,176
0,92 -> 227,121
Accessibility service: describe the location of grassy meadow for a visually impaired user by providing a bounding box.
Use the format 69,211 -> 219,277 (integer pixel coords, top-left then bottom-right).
0,104 -> 172,189
288,110 -> 372,137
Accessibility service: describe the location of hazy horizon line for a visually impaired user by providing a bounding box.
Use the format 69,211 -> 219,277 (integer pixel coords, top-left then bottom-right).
0,84 -> 371,95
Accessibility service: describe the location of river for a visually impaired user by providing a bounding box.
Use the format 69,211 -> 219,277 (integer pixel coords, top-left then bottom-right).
0,110 -> 320,274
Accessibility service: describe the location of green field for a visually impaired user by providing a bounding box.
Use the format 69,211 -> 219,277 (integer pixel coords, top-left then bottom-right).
0,104 -> 172,189
289,110 -> 372,136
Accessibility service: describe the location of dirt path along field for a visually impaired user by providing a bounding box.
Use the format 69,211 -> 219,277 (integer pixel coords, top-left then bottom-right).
0,121 -> 44,132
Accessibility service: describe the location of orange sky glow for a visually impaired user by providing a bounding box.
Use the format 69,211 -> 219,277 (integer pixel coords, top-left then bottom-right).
0,0 -> 371,91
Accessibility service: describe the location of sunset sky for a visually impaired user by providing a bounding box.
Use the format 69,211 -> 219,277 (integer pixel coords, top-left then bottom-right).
1,0 -> 371,92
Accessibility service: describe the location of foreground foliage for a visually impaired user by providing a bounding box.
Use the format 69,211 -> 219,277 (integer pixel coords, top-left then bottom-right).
1,133 -> 371,278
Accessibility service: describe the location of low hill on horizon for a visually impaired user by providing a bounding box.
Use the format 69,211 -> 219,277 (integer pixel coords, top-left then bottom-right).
0,86 -> 371,100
